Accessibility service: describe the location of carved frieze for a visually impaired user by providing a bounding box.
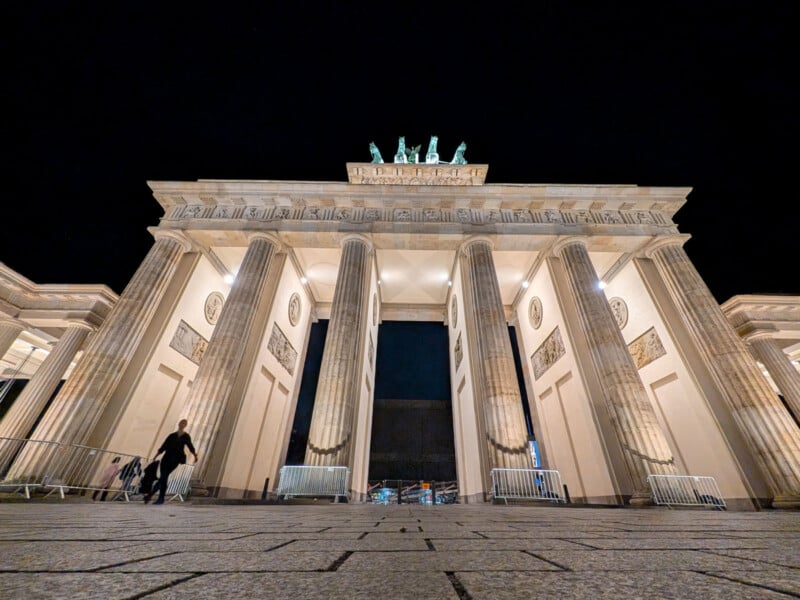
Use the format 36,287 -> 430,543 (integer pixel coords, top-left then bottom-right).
368,332 -> 374,367
267,323 -> 298,375
628,326 -> 666,369
170,203 -> 671,228
532,326 -> 565,380
451,296 -> 458,328
455,332 -> 463,370
169,320 -> 208,365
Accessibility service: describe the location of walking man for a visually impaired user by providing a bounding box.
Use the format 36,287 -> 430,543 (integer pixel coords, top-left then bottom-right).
146,419 -> 198,505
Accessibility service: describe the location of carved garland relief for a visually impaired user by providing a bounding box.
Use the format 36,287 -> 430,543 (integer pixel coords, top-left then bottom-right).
455,332 -> 463,370
451,296 -> 458,328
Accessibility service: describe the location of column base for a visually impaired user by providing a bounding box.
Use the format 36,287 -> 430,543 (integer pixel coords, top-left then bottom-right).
190,480 -> 210,498
771,495 -> 800,509
627,491 -> 655,507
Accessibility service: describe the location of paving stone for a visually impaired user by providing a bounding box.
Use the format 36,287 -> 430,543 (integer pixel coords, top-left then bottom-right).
455,570 -> 791,599
0,573 -> 189,600
534,549 -> 778,571
705,570 -> 800,595
146,571 -> 459,599
105,550 -> 343,572
340,550 -> 561,571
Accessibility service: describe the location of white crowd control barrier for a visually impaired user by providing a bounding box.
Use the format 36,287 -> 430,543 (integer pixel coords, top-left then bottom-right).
277,465 -> 350,503
163,463 -> 195,502
0,436 -> 143,501
647,474 -> 726,510
490,468 -> 566,504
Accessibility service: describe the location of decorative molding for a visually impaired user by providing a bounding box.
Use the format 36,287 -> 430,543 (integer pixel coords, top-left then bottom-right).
372,293 -> 378,326
451,296 -> 458,329
532,327 -> 565,380
169,320 -> 208,365
346,163 -> 488,185
267,322 -> 297,375
368,332 -> 374,368
628,326 -> 666,369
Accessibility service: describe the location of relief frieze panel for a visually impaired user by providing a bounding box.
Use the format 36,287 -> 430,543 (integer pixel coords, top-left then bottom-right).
169,320 -> 209,365
628,326 -> 666,370
532,326 -> 566,380
267,322 -> 298,375
168,204 -> 672,228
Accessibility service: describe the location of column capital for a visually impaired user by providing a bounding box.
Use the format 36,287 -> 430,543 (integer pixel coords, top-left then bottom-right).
246,231 -> 283,252
63,319 -> 99,333
458,235 -> 494,255
148,228 -> 196,252
742,329 -> 780,344
0,315 -> 26,330
641,234 -> 692,258
340,233 -> 373,253
551,235 -> 588,257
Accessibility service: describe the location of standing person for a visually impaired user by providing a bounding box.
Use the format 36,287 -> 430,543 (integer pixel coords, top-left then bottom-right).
112,456 -> 142,500
92,456 -> 121,501
146,419 -> 198,505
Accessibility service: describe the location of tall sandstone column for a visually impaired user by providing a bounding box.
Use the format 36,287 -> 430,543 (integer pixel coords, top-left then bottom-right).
747,335 -> 800,424
0,318 -> 25,360
647,236 -> 800,507
0,324 -> 91,471
462,237 -> 530,469
7,230 -> 191,478
555,238 -> 677,503
182,233 -> 279,482
305,235 -> 372,467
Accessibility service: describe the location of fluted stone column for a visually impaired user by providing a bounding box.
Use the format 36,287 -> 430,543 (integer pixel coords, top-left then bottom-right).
182,233 -> 279,482
0,324 -> 92,470
462,237 -> 531,469
7,230 -> 191,479
555,238 -> 677,503
0,317 -> 25,360
747,335 -> 800,423
305,234 -> 372,467
647,236 -> 800,507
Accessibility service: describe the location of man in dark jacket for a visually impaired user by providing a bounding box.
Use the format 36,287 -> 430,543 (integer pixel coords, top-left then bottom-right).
146,419 -> 198,505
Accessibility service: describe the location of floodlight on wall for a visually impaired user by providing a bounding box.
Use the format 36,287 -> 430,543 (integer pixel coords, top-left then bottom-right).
223,273 -> 235,285
448,280 -> 452,287
300,276 -> 308,284
598,280 -> 607,290
521,281 -> 529,289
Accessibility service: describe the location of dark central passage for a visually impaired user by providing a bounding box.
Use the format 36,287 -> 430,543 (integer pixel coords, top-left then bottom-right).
369,321 -> 455,481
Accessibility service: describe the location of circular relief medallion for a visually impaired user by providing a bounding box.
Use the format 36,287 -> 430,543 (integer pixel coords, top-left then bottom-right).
529,296 -> 543,329
288,293 -> 301,326
372,293 -> 378,326
204,291 -> 225,325
609,297 -> 629,330
451,295 -> 458,328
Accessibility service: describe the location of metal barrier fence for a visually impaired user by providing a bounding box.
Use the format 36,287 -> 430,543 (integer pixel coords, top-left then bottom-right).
276,465 -> 350,503
163,463 -> 195,502
0,436 -> 144,501
647,474 -> 726,510
490,468 -> 566,504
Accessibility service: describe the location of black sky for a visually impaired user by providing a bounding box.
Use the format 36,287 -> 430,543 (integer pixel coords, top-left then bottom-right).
3,3 -> 797,303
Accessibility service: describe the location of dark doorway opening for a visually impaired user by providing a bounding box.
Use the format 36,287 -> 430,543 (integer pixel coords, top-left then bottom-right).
369,321 -> 455,481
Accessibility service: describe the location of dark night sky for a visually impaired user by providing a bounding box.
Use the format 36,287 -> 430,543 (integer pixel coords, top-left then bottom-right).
2,4 -> 798,303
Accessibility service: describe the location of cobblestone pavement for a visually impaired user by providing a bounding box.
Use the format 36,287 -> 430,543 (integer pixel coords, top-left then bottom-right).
0,501 -> 798,599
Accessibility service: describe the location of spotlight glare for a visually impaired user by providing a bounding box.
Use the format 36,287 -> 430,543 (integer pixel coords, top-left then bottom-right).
223,273 -> 235,285
598,280 -> 607,290
300,276 -> 308,284
521,281 -> 529,289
